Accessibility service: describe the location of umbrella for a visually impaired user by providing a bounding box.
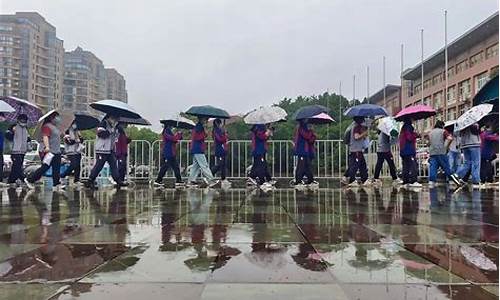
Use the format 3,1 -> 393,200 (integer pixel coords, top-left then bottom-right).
185,105 -> 230,119
444,120 -> 456,132
394,105 -> 436,121
160,114 -> 196,129
377,117 -> 399,136
118,116 -> 151,126
1,96 -> 42,127
473,74 -> 498,111
293,105 -> 328,120
73,113 -> 100,130
307,112 -> 334,124
344,104 -> 388,117
89,99 -> 141,119
454,103 -> 493,132
38,109 -> 59,123
244,106 -> 287,124
0,100 -> 14,113
33,109 -> 61,142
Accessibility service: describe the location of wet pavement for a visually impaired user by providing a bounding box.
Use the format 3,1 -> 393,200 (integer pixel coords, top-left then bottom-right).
0,183 -> 497,299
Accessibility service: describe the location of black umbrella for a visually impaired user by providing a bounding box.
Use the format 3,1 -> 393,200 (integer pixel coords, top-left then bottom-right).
293,105 -> 328,120
118,116 -> 151,126
89,99 -> 141,119
185,105 -> 230,119
74,113 -> 100,130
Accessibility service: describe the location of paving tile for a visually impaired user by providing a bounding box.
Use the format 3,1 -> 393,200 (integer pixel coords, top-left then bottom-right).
201,283 -> 348,300
0,283 -> 67,300
316,242 -> 466,284
208,243 -> 335,283
223,223 -> 307,243
60,224 -> 161,244
52,283 -> 204,300
367,224 -> 475,244
299,224 -> 382,244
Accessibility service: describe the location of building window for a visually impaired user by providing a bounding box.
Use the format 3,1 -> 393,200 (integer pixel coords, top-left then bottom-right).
434,91 -> 443,108
414,84 -> 421,95
447,67 -> 455,78
432,74 -> 443,86
456,59 -> 468,74
469,51 -> 484,67
448,107 -> 456,121
423,79 -> 432,90
458,79 -> 471,101
486,43 -> 498,59
423,96 -> 431,106
447,86 -> 456,104
475,72 -> 489,93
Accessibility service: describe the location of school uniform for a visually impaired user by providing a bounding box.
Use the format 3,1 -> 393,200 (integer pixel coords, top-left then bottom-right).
294,123 -> 316,184
211,127 -> 228,180
156,127 -> 182,183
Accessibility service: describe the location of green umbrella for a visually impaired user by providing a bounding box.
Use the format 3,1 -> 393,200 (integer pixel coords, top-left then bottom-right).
185,105 -> 230,119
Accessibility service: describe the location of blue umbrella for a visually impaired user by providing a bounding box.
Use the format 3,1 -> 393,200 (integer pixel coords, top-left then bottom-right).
185,105 -> 230,119
293,105 -> 328,120
344,104 -> 388,117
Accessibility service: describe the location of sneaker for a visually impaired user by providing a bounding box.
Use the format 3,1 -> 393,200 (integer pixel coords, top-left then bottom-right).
361,179 -> 372,186
221,179 -> 232,186
372,179 -> 382,185
450,174 -> 462,186
409,182 -> 423,188
268,180 -> 277,186
152,180 -> 163,188
307,181 -> 320,189
185,182 -> 198,188
393,178 -> 404,185
340,177 -> 349,185
247,177 -> 258,186
209,180 -> 220,188
294,183 -> 307,190
428,181 -> 436,187
175,182 -> 185,188
260,182 -> 274,191
24,178 -> 35,190
472,184 -> 481,189
347,181 -> 359,188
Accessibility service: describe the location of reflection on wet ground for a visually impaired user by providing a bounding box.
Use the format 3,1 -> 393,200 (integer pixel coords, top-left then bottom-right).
0,183 -> 497,299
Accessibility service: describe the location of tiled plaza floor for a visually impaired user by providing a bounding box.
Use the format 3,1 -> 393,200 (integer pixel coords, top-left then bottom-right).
0,182 -> 497,299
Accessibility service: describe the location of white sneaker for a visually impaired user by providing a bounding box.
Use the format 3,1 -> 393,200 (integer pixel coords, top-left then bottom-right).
361,180 -> 372,186
24,178 -> 35,190
450,174 -> 462,186
185,182 -> 198,188
221,179 -> 232,185
208,180 -> 220,188
348,181 -> 359,188
307,181 -> 320,189
247,177 -> 257,186
268,180 -> 277,186
340,177 -> 349,185
372,179 -> 382,185
472,184 -> 482,189
294,183 -> 306,190
394,178 -> 404,185
428,181 -> 436,187
175,182 -> 185,188
409,182 -> 422,188
52,184 -> 66,192
153,181 -> 163,188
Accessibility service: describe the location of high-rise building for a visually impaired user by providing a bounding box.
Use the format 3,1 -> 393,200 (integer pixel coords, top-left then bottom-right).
63,46 -> 106,112
105,68 -> 127,102
0,12 -> 64,111
402,12 -> 498,132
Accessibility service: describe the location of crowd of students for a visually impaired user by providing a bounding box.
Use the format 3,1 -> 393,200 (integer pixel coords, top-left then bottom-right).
340,116 -> 499,189
0,108 -> 497,191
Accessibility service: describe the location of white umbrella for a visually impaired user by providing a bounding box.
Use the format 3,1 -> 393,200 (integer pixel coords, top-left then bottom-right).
455,104 -> 493,132
160,114 -> 196,129
0,100 -> 14,113
460,246 -> 497,271
377,117 -> 399,136
244,106 -> 287,125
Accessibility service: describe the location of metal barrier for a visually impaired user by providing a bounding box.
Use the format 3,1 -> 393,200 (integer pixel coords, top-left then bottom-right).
79,139 -> 438,181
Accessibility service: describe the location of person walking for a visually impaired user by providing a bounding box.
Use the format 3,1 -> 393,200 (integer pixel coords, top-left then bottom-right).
399,118 -> 421,187
0,113 -> 8,187
346,117 -> 369,186
210,119 -> 229,184
451,123 -> 481,188
115,124 -> 130,183
60,122 -> 83,185
479,122 -> 499,184
427,120 -> 453,186
447,128 -> 461,174
25,111 -> 64,191
187,117 -> 218,187
6,114 -> 30,186
372,129 -> 399,184
154,124 -> 183,187
248,124 -> 273,186
293,120 -> 317,186
84,114 -> 127,189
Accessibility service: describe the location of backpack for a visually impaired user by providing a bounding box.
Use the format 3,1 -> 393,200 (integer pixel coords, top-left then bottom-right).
343,123 -> 354,145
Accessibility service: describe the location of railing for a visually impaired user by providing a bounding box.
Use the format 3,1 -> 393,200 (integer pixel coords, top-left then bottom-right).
80,139 -> 434,181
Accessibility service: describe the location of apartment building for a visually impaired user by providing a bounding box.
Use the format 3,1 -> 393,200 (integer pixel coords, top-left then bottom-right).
105,68 -> 127,102
0,12 -> 64,111
402,12 -> 498,131
63,46 -> 106,112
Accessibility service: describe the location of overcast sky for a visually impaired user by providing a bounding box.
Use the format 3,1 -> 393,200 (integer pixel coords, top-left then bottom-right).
2,0 -> 498,126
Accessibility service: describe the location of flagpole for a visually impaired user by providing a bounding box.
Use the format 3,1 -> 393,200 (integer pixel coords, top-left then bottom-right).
339,81 -> 342,137
367,66 -> 370,103
327,88 -> 330,138
444,10 -> 449,121
400,43 -> 404,111
421,29 -> 424,103
353,74 -> 356,102
383,56 -> 386,108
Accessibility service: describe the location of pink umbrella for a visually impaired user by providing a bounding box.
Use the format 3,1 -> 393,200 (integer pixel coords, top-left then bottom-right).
394,105 -> 436,121
308,112 -> 335,125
